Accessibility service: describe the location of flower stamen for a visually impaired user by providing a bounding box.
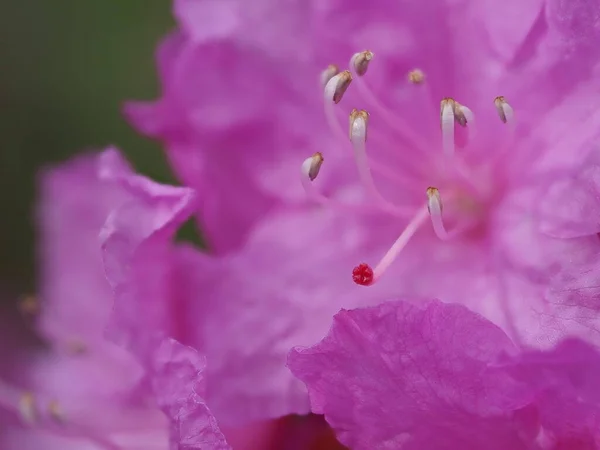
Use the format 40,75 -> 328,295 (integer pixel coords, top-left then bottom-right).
320,64 -> 339,88
489,96 -> 516,165
1,379 -> 124,450
494,96 -> 514,124
440,98 -> 474,154
440,98 -> 457,155
19,391 -> 38,424
300,153 -> 329,205
426,187 -> 449,240
348,52 -> 430,152
326,70 -> 353,105
353,205 -> 429,286
323,70 -> 354,147
349,109 -> 415,216
300,153 -> 401,214
407,69 -> 425,84
48,400 -> 65,424
352,50 -> 374,76
303,152 -> 324,182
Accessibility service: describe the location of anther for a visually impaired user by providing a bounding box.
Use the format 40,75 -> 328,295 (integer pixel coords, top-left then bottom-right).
320,64 -> 339,88
408,69 -> 425,84
440,98 -> 474,154
19,392 -> 37,424
48,400 -> 65,423
426,187 -> 449,240
349,109 -> 369,142
301,152 -> 324,181
494,96 -> 514,124
325,70 -> 352,104
351,50 -> 374,76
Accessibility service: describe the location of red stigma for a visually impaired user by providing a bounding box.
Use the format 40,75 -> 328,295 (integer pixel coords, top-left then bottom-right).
352,263 -> 373,286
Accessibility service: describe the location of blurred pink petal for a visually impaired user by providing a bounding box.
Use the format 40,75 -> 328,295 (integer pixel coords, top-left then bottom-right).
151,338 -> 230,450
0,150 -> 168,449
0,150 -> 260,450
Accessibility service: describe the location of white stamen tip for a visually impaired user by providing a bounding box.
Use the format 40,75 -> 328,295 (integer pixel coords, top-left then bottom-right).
352,50 -> 374,76
349,109 -> 369,142
426,187 -> 442,213
19,392 -> 37,424
441,97 -> 472,127
494,96 -> 514,124
320,64 -> 339,88
408,69 -> 425,84
426,187 -> 449,240
302,152 -> 324,181
325,70 -> 353,104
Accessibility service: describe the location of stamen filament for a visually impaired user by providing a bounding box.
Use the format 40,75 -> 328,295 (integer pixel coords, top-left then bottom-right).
440,98 -> 456,155
353,204 -> 429,286
349,53 -> 430,152
300,153 -> 408,215
349,109 -> 415,216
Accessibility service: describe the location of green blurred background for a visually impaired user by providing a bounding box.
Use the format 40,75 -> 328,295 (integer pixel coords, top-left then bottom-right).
1,1 -> 176,296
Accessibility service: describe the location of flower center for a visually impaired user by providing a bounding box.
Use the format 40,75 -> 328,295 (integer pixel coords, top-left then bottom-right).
301,51 -> 515,286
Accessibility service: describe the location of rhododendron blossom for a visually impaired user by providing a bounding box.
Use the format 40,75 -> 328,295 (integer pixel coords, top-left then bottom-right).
7,0 -> 600,448
118,0 -> 600,430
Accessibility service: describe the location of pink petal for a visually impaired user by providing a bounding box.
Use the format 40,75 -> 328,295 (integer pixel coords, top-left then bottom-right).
538,163 -> 600,238
37,148 -> 134,344
502,339 -> 600,444
151,338 -> 230,450
176,206 -> 412,425
546,253 -> 600,340
100,153 -> 197,362
174,0 -> 241,43
288,299 -> 534,450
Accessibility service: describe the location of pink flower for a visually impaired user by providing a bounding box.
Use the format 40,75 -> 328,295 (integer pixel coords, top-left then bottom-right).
119,0 -> 600,429
288,300 -> 600,449
0,150 -> 236,449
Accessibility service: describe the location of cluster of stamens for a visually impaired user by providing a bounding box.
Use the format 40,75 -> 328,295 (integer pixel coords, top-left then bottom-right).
301,50 -> 515,286
0,296 -> 125,450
